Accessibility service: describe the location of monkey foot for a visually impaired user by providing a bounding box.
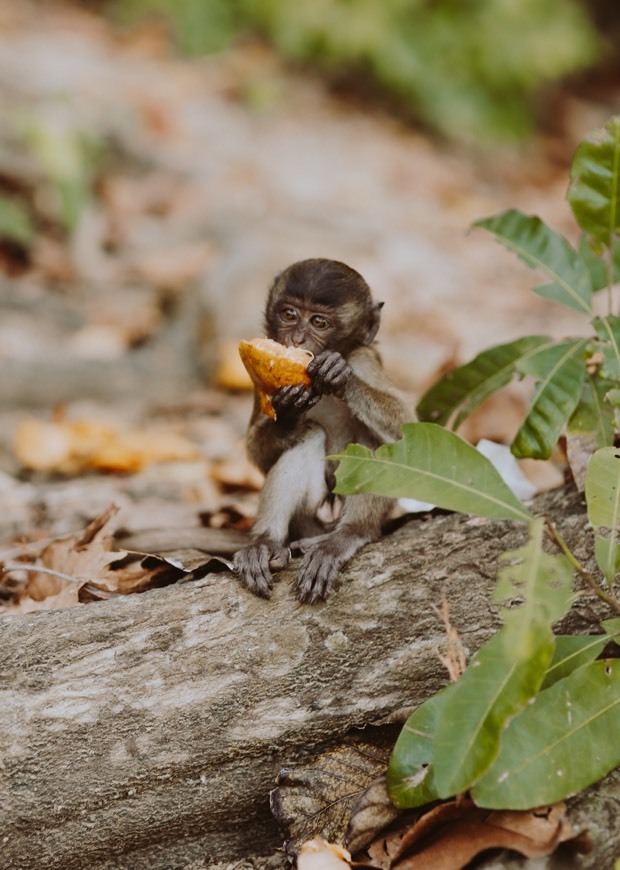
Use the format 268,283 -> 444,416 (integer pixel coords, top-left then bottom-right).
233,541 -> 290,599
295,548 -> 340,604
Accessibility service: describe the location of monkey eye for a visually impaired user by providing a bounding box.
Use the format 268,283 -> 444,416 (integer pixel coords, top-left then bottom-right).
280,306 -> 297,322
310,314 -> 330,330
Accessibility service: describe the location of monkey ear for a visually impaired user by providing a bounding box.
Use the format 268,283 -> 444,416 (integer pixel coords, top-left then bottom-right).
364,301 -> 384,345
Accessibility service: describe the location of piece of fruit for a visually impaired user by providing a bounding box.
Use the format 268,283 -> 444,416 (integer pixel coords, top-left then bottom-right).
238,338 -> 313,418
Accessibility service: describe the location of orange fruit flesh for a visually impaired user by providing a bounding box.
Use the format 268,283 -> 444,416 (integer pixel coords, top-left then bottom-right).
238,338 -> 313,418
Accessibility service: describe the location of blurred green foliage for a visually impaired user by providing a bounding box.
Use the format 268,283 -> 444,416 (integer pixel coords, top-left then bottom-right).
19,112 -> 106,234
111,0 -> 239,55
109,0 -> 601,142
0,195 -> 35,246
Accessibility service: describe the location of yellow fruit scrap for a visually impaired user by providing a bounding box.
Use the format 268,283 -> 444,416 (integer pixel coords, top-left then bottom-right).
238,338 -> 312,419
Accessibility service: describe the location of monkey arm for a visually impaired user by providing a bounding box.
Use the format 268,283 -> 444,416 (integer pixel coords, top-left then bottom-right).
339,347 -> 412,444
246,388 -> 320,474
343,376 -> 411,443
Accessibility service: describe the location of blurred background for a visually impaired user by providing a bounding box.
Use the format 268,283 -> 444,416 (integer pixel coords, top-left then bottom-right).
1,0 -> 620,606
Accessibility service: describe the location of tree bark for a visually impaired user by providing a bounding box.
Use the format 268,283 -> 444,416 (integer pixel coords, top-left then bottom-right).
0,487 -> 617,869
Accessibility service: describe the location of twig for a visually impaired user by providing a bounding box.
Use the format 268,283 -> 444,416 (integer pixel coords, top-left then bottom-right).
2,564 -> 84,586
544,517 -> 620,615
433,595 -> 467,682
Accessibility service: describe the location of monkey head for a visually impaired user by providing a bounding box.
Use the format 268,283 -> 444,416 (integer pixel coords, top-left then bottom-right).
264,258 -> 384,357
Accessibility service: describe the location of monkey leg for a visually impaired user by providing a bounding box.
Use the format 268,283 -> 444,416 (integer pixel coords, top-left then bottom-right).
289,533 -> 332,555
295,493 -> 393,604
234,424 -> 328,599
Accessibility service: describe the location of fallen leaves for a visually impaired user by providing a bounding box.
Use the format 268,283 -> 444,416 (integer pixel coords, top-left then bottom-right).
273,733 -> 590,869
271,737 -> 394,858
14,416 -> 201,474
2,505 -> 125,611
0,504 -> 241,613
292,800 -> 590,870
360,799 -> 591,870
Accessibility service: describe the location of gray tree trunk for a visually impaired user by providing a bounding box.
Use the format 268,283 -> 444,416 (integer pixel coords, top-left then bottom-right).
0,487 -> 617,869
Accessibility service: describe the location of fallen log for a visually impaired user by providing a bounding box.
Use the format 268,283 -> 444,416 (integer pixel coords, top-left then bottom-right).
0,487 -> 617,868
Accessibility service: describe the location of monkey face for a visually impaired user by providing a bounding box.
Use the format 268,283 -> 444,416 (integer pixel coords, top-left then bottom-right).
265,258 -> 382,356
272,299 -> 337,355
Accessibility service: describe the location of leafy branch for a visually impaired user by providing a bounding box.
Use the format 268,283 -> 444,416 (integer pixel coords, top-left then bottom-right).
332,114 -> 620,817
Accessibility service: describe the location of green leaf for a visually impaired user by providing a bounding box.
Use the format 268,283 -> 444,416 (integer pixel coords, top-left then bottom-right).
541,634 -> 611,689
593,315 -> 620,380
567,374 -> 615,450
386,688 -> 449,809
332,423 -> 531,523
494,518 -> 573,657
474,209 -> 593,314
585,446 -> 620,582
472,659 -> 620,809
432,519 -> 570,797
568,115 -> 620,248
606,389 -> 620,431
416,336 -> 548,428
578,234 -> 620,291
585,447 -> 620,526
0,195 -> 35,245
432,626 -> 555,797
603,616 -> 620,636
512,339 -> 588,459
595,535 -> 620,584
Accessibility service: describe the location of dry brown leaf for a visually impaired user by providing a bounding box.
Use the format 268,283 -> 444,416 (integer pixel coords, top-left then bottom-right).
458,389 -> 528,446
365,828 -> 409,870
21,505 -> 122,603
35,505 -> 120,589
345,776 -> 401,857
77,551 -> 187,600
13,584 -> 82,614
210,455 -> 264,491
14,417 -> 200,474
5,507 -> 194,608
271,739 -> 391,859
519,457 -> 566,494
377,798 -> 589,870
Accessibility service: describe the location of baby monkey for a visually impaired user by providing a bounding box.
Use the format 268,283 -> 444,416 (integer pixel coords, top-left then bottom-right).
233,258 -> 411,603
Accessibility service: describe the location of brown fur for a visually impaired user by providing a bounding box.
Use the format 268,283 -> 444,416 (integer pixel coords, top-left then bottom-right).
233,258 -> 412,603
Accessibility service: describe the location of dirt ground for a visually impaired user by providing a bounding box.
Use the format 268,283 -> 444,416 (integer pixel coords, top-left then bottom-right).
2,0 -> 618,600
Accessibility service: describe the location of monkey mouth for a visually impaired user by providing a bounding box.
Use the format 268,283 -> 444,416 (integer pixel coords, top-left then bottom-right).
285,339 -> 316,356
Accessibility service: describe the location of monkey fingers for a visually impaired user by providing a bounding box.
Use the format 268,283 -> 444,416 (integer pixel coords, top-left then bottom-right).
307,351 -> 352,394
233,542 -> 286,599
296,548 -> 340,604
271,384 -> 320,417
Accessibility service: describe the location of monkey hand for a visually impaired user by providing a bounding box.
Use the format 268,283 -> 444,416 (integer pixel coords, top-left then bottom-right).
295,541 -> 342,604
307,351 -> 352,396
271,383 -> 320,420
233,540 -> 290,599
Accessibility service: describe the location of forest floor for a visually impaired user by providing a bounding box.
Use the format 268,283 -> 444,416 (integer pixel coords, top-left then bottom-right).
2,0 -> 618,610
